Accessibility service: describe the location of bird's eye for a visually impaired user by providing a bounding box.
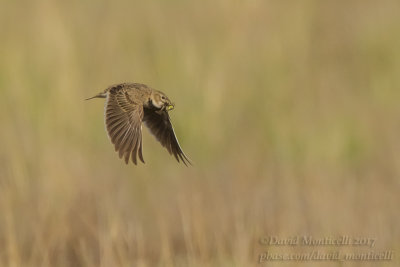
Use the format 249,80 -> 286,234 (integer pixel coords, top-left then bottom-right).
161,96 -> 165,100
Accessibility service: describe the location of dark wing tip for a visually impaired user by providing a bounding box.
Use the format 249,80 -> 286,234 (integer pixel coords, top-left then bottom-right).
179,153 -> 192,166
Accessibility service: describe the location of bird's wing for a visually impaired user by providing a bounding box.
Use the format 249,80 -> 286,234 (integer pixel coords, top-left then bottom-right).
143,109 -> 191,165
105,88 -> 145,164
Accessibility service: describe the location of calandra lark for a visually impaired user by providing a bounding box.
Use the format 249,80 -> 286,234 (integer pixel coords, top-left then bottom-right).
86,83 -> 190,165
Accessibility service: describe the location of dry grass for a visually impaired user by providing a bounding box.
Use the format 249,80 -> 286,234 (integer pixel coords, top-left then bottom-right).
0,0 -> 400,266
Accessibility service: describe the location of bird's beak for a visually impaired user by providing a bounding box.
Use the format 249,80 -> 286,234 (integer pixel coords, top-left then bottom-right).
166,103 -> 174,111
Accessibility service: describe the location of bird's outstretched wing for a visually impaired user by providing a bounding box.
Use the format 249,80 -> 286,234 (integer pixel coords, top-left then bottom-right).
143,109 -> 191,165
105,87 -> 144,164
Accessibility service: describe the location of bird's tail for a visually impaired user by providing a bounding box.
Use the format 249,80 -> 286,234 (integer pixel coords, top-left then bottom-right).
85,92 -> 107,100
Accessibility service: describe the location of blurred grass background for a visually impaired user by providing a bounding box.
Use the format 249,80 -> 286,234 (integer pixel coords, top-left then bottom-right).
1,0 -> 400,266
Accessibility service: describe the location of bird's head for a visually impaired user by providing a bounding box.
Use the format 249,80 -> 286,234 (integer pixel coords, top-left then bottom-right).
151,91 -> 174,111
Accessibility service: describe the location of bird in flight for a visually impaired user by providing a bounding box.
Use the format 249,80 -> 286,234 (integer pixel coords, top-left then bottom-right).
86,83 -> 191,165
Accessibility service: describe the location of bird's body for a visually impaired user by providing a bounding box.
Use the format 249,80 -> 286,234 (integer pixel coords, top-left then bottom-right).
87,83 -> 190,165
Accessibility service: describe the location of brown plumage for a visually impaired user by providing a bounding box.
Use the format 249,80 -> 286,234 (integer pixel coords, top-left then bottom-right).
86,83 -> 191,165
